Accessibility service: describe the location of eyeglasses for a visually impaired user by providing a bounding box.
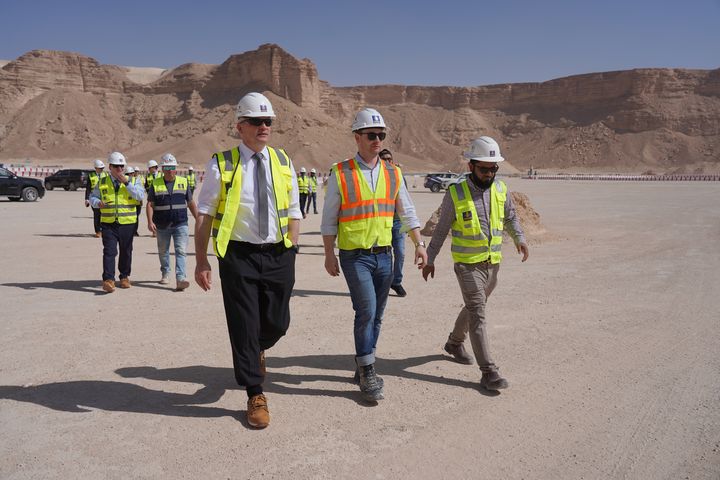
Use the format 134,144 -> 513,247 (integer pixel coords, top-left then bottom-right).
244,118 -> 273,127
473,164 -> 499,174
161,166 -> 176,171
110,164 -> 125,169
358,132 -> 386,141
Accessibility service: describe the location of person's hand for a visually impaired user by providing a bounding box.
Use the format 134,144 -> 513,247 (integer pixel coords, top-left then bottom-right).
84,200 -> 90,208
415,245 -> 427,269
195,258 -> 212,291
324,254 -> 340,276
516,242 -> 529,262
98,201 -> 106,208
422,264 -> 435,281
148,222 -> 157,235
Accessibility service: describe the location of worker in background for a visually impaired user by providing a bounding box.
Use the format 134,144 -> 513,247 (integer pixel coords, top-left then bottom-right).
126,166 -> 142,236
379,148 -> 408,297
306,168 -> 319,214
322,107 -> 427,403
146,153 -> 198,291
145,159 -> 161,237
422,136 -> 529,391
187,165 -> 197,196
194,92 -> 301,429
297,167 -> 309,218
89,152 -> 145,293
85,159 -> 107,238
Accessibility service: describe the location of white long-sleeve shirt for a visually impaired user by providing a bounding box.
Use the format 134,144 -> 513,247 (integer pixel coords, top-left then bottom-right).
196,142 -> 302,244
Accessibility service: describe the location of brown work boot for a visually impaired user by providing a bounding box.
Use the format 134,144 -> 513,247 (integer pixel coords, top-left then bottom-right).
480,371 -> 509,391
260,350 -> 266,376
118,278 -> 131,289
444,342 -> 474,365
247,394 -> 270,428
102,279 -> 115,293
176,278 -> 190,291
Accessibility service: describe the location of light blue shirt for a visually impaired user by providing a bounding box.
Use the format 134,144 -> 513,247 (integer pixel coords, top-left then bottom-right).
321,153 -> 421,237
89,176 -> 145,209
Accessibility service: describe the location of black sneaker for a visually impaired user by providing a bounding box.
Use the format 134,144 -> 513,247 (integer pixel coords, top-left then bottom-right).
390,284 -> 407,297
480,371 -> 509,391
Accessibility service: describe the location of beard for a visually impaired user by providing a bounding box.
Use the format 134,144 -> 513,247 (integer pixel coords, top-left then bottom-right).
470,172 -> 495,190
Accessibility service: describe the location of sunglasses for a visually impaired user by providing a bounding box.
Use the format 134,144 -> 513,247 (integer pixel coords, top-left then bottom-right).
162,166 -> 176,171
110,164 -> 125,169
244,118 -> 273,127
473,164 -> 499,174
359,132 -> 386,141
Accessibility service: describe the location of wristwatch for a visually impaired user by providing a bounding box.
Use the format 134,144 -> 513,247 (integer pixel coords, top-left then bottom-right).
414,241 -> 426,248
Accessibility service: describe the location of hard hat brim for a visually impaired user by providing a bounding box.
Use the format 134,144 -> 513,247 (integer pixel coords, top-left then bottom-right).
465,154 -> 505,163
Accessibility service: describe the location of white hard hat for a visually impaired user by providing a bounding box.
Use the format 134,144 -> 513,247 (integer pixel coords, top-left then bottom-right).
93,159 -> 105,169
188,165 -> 194,171
351,108 -> 386,132
148,159 -> 158,168
236,92 -> 276,120
310,168 -> 316,173
300,167 -> 307,173
463,136 -> 505,163
108,151 -> 127,166
161,153 -> 177,166
126,166 -> 135,174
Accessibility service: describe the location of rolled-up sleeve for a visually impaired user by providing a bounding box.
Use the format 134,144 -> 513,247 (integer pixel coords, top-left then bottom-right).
426,192 -> 455,265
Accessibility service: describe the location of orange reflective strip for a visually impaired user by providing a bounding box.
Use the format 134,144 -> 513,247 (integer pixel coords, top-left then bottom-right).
339,211 -> 395,222
340,199 -> 376,209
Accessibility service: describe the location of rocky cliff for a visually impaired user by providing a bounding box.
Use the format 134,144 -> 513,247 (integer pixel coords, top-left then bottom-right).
0,44 -> 718,173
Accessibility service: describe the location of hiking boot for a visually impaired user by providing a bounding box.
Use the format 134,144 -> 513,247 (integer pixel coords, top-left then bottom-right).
176,278 -> 190,291
390,284 -> 407,297
118,278 -> 131,289
260,350 -> 266,376
102,279 -> 115,293
353,368 -> 383,387
357,363 -> 384,402
444,342 -> 474,365
480,371 -> 509,391
159,275 -> 169,285
247,394 -> 270,428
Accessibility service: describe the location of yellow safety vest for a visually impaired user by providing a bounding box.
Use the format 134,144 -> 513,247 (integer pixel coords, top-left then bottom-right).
333,158 -> 401,250
297,175 -> 309,194
309,176 -> 318,191
99,175 -> 138,224
211,146 -> 294,258
187,172 -> 196,188
89,171 -> 107,189
449,179 -> 506,264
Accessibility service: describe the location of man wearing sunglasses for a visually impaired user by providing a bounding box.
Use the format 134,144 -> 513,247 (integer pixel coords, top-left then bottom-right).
194,92 -> 301,428
89,151 -> 146,293
322,107 -> 427,403
422,136 -> 529,391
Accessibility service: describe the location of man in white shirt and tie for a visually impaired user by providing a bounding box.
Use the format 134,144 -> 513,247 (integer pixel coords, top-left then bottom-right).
194,92 -> 302,429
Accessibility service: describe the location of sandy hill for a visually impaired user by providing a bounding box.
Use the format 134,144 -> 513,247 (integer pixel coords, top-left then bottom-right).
1,45 -> 718,174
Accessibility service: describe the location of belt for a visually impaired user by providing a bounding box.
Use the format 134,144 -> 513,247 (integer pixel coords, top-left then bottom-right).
342,246 -> 392,255
236,241 -> 285,252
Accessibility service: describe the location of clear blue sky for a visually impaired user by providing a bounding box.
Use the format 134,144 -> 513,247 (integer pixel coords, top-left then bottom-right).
1,0 -> 718,87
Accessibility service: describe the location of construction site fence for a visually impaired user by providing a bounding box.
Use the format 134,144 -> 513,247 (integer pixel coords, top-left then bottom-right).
5,167 -> 206,182
523,174 -> 720,182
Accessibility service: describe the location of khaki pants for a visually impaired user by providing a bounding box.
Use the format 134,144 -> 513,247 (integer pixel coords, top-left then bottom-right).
449,262 -> 500,373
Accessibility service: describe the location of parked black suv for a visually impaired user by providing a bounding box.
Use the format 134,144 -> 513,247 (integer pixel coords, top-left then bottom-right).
0,166 -> 45,201
44,169 -> 92,191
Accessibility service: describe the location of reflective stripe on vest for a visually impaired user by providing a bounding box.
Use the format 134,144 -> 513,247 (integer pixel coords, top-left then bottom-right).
187,172 -> 196,188
211,146 -> 293,258
151,175 -> 188,212
298,176 -> 309,193
334,158 -> 401,250
449,179 -> 506,264
99,176 -> 138,224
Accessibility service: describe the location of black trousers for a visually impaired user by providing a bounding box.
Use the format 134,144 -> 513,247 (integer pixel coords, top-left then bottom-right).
101,222 -> 136,281
92,207 -> 102,233
219,241 -> 296,387
134,205 -> 142,236
299,193 -> 308,215
306,192 -> 317,213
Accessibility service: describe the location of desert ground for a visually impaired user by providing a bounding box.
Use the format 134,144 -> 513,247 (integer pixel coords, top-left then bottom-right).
1,179 -> 719,479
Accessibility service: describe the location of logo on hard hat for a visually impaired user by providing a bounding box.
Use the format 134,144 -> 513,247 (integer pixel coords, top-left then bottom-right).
372,115 -> 381,123
260,105 -> 267,112
489,151 -> 495,157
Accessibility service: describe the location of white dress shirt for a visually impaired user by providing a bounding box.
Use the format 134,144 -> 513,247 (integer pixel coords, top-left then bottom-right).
197,143 -> 302,244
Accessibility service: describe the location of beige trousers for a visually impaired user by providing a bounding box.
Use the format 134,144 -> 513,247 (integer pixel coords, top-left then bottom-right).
449,262 -> 500,373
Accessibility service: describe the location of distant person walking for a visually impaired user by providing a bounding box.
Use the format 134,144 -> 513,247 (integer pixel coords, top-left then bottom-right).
306,168 -> 318,214
379,148 -> 408,297
146,153 -> 198,291
85,159 -> 107,238
126,166 -> 143,237
145,159 -> 161,237
297,167 -> 309,218
194,92 -> 301,428
187,166 -> 197,196
322,107 -> 427,403
89,152 -> 145,293
422,136 -> 529,391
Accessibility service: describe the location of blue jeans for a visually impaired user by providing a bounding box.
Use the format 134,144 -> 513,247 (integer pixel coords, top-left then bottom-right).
156,224 -> 189,280
391,217 -> 406,286
339,250 -> 393,366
